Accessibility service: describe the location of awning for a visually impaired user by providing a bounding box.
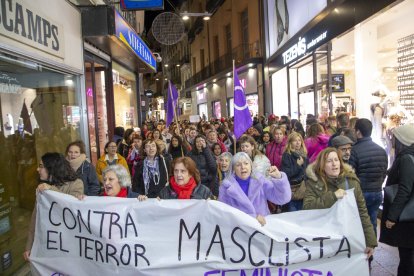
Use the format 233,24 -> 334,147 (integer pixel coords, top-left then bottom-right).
81,6 -> 156,73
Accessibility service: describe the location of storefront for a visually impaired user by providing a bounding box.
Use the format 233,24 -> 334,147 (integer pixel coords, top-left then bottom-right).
0,0 -> 84,274
81,6 -> 156,163
193,64 -> 261,120
264,0 -> 411,131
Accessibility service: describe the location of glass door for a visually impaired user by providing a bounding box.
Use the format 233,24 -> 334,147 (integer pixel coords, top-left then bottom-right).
84,54 -> 110,165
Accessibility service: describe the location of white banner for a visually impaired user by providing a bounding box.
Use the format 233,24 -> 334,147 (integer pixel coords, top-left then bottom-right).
30,190 -> 369,276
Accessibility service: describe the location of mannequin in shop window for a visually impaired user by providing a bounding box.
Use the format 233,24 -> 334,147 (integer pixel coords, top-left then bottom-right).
370,90 -> 387,147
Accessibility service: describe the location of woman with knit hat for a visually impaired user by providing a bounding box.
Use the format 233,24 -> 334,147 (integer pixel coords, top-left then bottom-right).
380,124 -> 414,276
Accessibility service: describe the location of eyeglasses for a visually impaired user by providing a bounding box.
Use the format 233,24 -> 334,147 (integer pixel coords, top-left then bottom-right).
339,147 -> 352,152
107,146 -> 117,149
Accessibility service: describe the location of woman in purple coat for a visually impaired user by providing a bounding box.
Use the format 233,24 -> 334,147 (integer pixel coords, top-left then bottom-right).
218,152 -> 291,226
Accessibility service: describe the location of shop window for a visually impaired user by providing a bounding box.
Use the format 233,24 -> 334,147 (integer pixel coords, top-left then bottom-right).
112,62 -> 137,130
0,52 -> 82,274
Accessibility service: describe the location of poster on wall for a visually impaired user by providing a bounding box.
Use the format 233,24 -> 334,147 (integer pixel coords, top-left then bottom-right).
266,0 -> 327,57
246,94 -> 259,117
213,101 -> 221,119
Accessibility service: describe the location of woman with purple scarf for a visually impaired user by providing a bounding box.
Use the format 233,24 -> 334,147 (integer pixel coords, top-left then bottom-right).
218,152 -> 291,226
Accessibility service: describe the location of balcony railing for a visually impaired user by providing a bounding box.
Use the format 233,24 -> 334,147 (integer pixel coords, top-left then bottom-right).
185,40 -> 262,88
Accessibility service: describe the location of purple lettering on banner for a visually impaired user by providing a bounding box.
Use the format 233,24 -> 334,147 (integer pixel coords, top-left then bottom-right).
204,270 -> 220,276
203,268 -> 331,276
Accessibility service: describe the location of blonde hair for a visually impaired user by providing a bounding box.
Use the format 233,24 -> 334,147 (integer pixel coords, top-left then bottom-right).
284,132 -> 307,155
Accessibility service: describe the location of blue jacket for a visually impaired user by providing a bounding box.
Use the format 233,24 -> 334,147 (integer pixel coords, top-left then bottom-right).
77,161 -> 101,196
219,172 -> 291,217
349,137 -> 388,192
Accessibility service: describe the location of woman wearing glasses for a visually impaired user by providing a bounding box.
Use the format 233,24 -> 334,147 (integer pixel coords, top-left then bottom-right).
96,141 -> 129,185
24,152 -> 84,261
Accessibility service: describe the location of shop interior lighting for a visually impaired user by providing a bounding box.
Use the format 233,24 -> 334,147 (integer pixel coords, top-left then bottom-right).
164,64 -> 169,67
180,12 -> 212,21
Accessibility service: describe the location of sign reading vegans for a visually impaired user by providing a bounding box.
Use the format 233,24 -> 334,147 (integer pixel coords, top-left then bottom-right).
29,191 -> 370,276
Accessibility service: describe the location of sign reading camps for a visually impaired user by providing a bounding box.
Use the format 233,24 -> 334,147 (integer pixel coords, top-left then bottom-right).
30,191 -> 369,276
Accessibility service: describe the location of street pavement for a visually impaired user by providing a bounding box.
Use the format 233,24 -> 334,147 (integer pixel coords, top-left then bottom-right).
371,219 -> 400,276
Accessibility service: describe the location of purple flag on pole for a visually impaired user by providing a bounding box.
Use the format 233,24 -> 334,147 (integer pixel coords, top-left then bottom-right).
166,81 -> 179,127
233,70 -> 252,139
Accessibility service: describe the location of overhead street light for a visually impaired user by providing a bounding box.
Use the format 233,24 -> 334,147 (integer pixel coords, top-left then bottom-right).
180,11 -> 212,21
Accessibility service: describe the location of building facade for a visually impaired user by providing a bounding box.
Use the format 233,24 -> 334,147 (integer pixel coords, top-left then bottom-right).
263,0 -> 414,138
0,0 -> 85,274
183,0 -> 264,120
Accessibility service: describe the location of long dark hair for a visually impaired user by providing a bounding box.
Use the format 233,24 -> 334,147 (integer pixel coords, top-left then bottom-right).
41,152 -> 78,186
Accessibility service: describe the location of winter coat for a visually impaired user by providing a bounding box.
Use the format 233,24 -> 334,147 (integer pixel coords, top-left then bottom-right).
26,179 -> 84,251
77,161 -> 100,196
189,147 -> 219,196
281,151 -> 308,185
349,137 -> 388,192
304,134 -> 330,163
266,138 -> 287,169
159,183 -> 212,199
219,172 -> 291,217
252,154 -> 271,176
117,139 -> 130,158
303,163 -> 377,248
379,148 -> 414,248
96,153 -> 129,184
132,155 -> 170,198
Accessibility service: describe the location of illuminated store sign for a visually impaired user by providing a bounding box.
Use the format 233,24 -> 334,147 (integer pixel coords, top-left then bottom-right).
282,31 -> 327,65
114,10 -> 156,71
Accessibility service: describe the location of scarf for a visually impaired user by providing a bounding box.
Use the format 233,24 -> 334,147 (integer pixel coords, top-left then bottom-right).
103,187 -> 128,198
235,175 -> 250,196
68,154 -> 86,172
143,156 -> 160,195
169,176 -> 197,199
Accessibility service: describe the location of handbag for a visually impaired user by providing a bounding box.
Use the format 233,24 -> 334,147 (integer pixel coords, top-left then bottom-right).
291,180 -> 306,200
383,184 -> 414,222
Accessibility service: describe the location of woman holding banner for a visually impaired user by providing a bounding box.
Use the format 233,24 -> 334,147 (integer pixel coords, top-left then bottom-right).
158,157 -> 212,199
132,139 -> 170,198
303,147 -> 377,258
102,165 -> 140,198
219,152 -> 291,226
24,152 -> 84,261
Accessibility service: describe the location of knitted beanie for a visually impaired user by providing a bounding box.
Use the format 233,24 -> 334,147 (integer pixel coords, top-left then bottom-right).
393,124 -> 414,146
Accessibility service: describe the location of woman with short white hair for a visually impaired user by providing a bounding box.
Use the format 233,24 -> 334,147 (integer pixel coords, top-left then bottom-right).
219,152 -> 291,226
102,165 -> 139,198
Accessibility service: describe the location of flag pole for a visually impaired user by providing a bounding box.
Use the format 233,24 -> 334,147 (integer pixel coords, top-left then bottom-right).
169,81 -> 184,157
232,60 -> 236,155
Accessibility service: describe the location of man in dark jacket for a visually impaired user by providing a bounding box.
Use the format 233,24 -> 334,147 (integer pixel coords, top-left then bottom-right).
349,118 -> 388,236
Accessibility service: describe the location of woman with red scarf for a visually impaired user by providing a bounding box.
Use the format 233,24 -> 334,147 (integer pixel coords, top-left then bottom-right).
102,165 -> 139,198
159,157 -> 212,199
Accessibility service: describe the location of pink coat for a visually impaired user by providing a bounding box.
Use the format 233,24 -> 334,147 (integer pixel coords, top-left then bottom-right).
305,134 -> 330,163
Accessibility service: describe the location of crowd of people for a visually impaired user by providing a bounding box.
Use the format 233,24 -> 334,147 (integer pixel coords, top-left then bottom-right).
24,113 -> 414,275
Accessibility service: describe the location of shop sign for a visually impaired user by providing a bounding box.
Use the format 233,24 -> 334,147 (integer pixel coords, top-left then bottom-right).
0,0 -> 64,58
282,31 -> 327,65
114,9 -> 156,72
0,73 -> 21,94
120,0 -> 164,11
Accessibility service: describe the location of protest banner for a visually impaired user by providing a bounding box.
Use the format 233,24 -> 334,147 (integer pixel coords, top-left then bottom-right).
30,190 -> 369,276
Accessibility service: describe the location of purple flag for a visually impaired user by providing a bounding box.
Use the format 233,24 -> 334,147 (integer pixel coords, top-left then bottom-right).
166,81 -> 179,127
233,70 -> 252,139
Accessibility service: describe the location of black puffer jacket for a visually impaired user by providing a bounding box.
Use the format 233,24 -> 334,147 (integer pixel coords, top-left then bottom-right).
159,183 -> 212,199
189,147 -> 218,196
349,137 -> 388,192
